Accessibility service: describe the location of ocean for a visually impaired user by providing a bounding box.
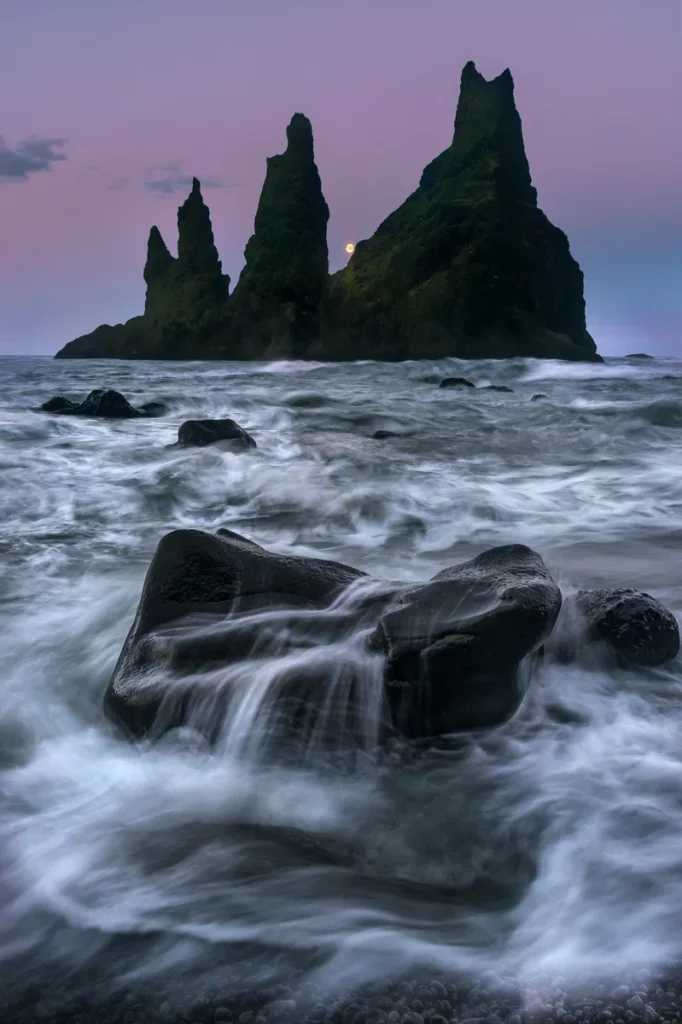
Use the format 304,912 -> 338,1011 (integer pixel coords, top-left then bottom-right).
1,354 -> 681,1022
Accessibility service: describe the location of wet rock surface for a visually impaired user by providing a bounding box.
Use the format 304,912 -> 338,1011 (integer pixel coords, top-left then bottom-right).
175,418 -> 257,450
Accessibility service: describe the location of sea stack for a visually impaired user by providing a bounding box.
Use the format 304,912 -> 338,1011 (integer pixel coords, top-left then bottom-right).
318,62 -> 600,361
228,113 -> 330,358
56,179 -> 230,359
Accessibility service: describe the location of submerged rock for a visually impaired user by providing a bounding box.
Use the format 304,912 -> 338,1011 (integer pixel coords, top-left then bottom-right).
105,531 -> 560,742
371,545 -> 562,736
174,418 -> 257,450
572,588 -> 679,667
39,389 -> 162,419
483,384 -> 514,392
320,62 -> 600,362
530,393 -> 548,401
439,377 -> 476,389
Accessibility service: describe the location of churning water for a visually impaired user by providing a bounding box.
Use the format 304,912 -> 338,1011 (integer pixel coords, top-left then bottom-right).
1,354 -> 681,1010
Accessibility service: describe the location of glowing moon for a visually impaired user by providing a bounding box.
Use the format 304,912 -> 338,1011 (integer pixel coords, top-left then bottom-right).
345,242 -> 355,255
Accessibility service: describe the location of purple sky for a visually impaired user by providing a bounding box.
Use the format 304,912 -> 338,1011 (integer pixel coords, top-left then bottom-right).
1,0 -> 680,357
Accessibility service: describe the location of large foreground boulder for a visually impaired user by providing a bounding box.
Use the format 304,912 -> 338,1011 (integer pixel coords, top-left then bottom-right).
175,418 -> 257,450
371,545 -> 562,736
105,531 -> 560,742
571,588 -> 679,667
39,389 -> 164,419
105,529 -> 365,736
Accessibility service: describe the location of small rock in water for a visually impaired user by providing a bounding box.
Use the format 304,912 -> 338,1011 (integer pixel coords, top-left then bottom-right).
175,418 -> 257,450
572,588 -> 679,666
531,393 -> 548,401
371,430 -> 402,439
482,384 -> 514,392
39,388 -> 153,418
438,376 -> 476,388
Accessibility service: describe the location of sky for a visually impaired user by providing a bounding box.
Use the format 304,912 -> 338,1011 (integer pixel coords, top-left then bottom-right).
0,0 -> 680,357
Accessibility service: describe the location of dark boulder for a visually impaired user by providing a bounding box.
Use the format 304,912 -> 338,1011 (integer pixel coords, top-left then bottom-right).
138,400 -> 167,417
571,588 -> 679,667
371,429 -> 402,439
104,528 -> 365,736
483,385 -> 514,392
175,418 -> 257,450
39,389 -> 152,419
439,377 -> 476,389
104,531 -> 561,743
370,545 -> 562,737
530,393 -> 548,401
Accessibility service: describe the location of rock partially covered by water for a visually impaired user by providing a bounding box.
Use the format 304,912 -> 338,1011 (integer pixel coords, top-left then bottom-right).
573,588 -> 679,667
105,532 -> 559,742
371,545 -> 562,736
175,418 -> 257,450
439,377 -> 476,389
39,389 -> 163,419
105,528 -> 365,736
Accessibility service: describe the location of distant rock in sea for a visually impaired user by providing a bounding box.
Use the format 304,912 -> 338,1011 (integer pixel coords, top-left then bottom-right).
626,352 -> 654,360
39,389 -> 165,418
55,64 -> 601,363
227,113 -> 330,358
320,62 -> 600,362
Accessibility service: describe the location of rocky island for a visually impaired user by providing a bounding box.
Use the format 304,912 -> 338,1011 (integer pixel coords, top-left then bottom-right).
56,63 -> 600,362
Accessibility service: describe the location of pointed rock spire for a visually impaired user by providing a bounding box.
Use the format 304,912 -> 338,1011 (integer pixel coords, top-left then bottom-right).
321,62 -> 599,362
177,177 -> 224,278
143,225 -> 174,286
230,113 -> 329,356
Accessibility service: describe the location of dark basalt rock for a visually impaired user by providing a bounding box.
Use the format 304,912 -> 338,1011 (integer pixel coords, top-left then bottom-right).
228,113 -> 330,358
39,389 -> 160,419
530,393 -> 548,401
104,528 -> 365,736
174,418 -> 257,450
320,62 -> 600,362
483,384 -> 514,392
105,531 -> 560,742
370,544 -> 562,736
572,588 -> 679,667
56,179 -> 230,360
439,377 -> 476,389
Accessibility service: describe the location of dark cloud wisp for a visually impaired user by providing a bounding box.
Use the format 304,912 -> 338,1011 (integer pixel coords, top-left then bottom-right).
0,135 -> 68,179
143,162 -> 228,196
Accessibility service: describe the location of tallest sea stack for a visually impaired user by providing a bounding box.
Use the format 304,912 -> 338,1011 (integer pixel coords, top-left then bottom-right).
318,62 -> 599,361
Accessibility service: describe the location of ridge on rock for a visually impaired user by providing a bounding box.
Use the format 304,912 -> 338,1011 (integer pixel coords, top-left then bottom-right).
228,113 -> 330,358
318,63 -> 600,362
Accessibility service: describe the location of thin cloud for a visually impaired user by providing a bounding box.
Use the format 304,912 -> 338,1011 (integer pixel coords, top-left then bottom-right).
0,135 -> 67,179
143,161 -> 232,196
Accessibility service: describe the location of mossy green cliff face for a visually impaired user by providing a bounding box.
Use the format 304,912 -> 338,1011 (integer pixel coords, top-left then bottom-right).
56,67 -> 600,362
227,113 -> 330,358
317,62 -> 599,361
56,179 -> 230,359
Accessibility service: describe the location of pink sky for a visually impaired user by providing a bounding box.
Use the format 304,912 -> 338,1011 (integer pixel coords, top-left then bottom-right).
1,0 -> 680,355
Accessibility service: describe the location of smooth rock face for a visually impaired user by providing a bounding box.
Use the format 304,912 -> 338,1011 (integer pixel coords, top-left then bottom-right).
228,113 -> 330,358
320,62 -> 600,362
175,418 -> 257,450
39,389 -> 159,419
104,528 -> 365,736
371,545 -> 562,736
572,588 -> 680,667
105,532 -> 559,742
439,377 -> 476,389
